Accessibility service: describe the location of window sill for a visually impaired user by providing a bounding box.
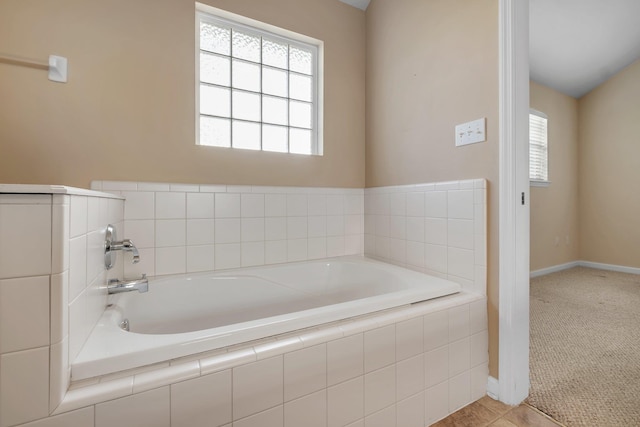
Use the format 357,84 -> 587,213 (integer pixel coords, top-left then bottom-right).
530,180 -> 550,188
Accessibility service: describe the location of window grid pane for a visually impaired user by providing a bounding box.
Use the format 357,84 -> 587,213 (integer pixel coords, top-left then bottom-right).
198,14 -> 317,154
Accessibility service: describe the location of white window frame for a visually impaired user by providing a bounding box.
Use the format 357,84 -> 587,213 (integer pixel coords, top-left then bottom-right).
195,3 -> 324,155
529,109 -> 549,186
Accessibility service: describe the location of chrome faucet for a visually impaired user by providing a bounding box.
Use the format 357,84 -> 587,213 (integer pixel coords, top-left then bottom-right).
108,274 -> 149,294
104,224 -> 140,269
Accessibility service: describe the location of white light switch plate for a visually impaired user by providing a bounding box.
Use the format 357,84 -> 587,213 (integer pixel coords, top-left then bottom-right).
455,118 -> 486,147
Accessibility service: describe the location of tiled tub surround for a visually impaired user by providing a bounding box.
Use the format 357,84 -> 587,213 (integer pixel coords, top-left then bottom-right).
89,181 -> 366,277
364,179 -> 487,295
0,180 -> 488,427
31,293 -> 487,427
0,187 -> 124,427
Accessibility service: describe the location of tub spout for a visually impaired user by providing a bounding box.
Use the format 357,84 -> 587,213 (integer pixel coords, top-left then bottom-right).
108,274 -> 148,294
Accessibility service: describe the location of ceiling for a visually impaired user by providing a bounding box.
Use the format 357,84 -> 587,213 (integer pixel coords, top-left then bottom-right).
341,0 -> 640,100
530,0 -> 640,98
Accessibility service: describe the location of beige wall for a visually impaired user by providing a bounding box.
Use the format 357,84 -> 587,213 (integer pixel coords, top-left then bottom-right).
0,0 -> 365,188
578,59 -> 640,267
529,81 -> 579,271
365,0 -> 500,377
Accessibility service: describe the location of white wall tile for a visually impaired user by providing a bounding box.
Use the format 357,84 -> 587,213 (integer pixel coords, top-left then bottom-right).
187,219 -> 215,245
375,215 -> 389,237
470,331 -> 489,367
326,236 -> 345,258
234,406 -> 283,427
68,291 -> 87,362
186,245 -> 215,273
155,192 -> 185,219
388,238 -> 405,263
86,229 -> 105,284
241,194 -> 265,218
364,405 -> 395,427
397,392 -> 424,427
124,248 -> 155,277
424,310 -> 448,351
0,347 -> 50,427
389,216 -> 405,240
448,371 -> 471,412
215,244 -> 241,270
424,244 -> 447,274
265,218 -> 287,241
156,220 -> 186,247
123,192 -> 154,220
186,193 -> 214,219
448,247 -> 474,280
287,195 -> 307,216
308,195 -> 327,216
405,217 -> 425,243
328,377 -> 364,427
241,242 -> 265,267
265,240 -> 287,264
70,196 -> 88,238
406,241 -> 425,268
17,407 -> 94,427
52,203 -> 70,275
233,356 -> 283,420
95,387 -> 170,427
49,337 -> 69,413
307,216 -> 327,238
241,218 -> 265,242
171,370 -> 232,427
124,220 -> 155,248
396,354 -> 424,401
327,334 -> 363,386
138,182 -> 170,192
287,217 -> 307,240
69,235 -> 87,301
287,239 -> 307,262
0,204 -> 51,279
470,363 -> 489,402
364,325 -> 395,373
215,193 -> 241,218
449,305 -> 470,343
469,299 -> 488,335
326,215 -> 345,237
449,338 -> 470,377
345,194 -> 364,215
424,218 -> 447,246
406,192 -> 425,217
396,317 -> 423,362
424,191 -> 447,218
364,365 -> 396,416
215,219 -> 241,244
156,246 -> 186,275
345,215 -> 362,236
284,344 -> 326,402
307,237 -> 327,259
447,219 -> 474,250
0,276 -> 50,354
50,271 -> 68,344
265,194 -> 286,217
326,195 -> 344,216
284,390 -> 326,427
447,190 -> 474,220
345,235 -> 362,256
425,381 -> 449,426
425,346 -> 449,388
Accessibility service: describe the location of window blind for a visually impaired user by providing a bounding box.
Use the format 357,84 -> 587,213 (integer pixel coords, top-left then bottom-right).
529,111 -> 548,181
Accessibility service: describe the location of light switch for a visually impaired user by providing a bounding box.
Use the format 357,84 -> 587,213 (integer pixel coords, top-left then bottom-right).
455,118 -> 486,147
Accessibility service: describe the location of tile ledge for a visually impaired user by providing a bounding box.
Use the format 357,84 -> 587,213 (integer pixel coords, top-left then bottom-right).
0,184 -> 123,199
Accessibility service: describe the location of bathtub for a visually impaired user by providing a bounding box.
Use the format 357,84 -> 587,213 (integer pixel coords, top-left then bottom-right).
72,256 -> 460,380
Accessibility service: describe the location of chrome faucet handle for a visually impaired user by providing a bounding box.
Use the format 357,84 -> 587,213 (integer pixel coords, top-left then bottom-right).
105,224 -> 141,269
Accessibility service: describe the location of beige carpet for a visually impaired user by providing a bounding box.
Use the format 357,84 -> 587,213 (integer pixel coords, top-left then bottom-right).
527,267 -> 640,426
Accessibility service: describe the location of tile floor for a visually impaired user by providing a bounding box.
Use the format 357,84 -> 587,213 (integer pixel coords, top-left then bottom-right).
433,396 -> 564,427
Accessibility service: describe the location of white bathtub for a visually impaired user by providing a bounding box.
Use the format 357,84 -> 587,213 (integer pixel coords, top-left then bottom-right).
72,256 -> 460,380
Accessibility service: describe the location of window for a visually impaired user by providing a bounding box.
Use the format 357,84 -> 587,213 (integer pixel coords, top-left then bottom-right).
196,6 -> 322,155
529,110 -> 548,183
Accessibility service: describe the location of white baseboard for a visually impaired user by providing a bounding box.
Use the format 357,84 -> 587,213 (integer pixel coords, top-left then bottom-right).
578,261 -> 640,275
531,260 -> 640,278
486,376 -> 500,400
530,261 -> 580,278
